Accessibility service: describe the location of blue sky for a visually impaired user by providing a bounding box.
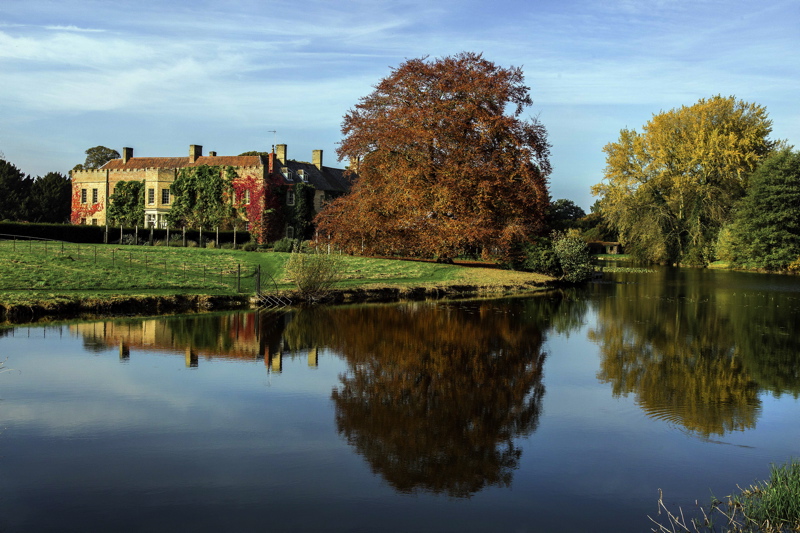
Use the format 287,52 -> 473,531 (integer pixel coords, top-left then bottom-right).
1,0 -> 798,210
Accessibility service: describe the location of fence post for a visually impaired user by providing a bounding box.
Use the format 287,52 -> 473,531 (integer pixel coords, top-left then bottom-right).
237,264 -> 241,292
166,227 -> 170,247
120,226 -> 123,244
135,225 -> 138,245
216,226 -> 219,248
183,226 -> 186,247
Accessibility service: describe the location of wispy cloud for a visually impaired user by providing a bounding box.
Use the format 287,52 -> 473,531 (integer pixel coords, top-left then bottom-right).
0,0 -> 797,207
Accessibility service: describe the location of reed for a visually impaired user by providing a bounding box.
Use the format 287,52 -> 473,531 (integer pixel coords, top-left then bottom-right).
650,459 -> 800,532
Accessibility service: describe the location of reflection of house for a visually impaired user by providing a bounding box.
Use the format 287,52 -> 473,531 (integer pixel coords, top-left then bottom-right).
70,144 -> 352,243
69,313 -> 319,371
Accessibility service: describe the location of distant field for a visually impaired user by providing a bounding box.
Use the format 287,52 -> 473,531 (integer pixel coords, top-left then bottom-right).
0,240 -> 551,308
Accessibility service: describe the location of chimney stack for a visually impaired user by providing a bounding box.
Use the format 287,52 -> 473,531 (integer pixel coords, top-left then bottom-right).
209,151 -> 217,157
189,144 -> 203,164
122,147 -> 133,164
349,156 -> 360,173
276,144 -> 287,165
312,150 -> 323,170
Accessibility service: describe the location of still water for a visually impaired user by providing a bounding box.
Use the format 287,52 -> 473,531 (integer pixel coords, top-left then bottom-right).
1,267 -> 800,532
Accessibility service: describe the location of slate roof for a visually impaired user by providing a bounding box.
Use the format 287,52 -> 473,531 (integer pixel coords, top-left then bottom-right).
102,155 -> 266,170
273,160 -> 353,193
100,154 -> 351,193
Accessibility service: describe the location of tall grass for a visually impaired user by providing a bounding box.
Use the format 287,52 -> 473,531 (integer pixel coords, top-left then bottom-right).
651,459 -> 800,532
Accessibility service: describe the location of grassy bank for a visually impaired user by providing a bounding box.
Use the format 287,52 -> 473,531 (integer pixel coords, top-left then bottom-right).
652,459 -> 800,532
0,240 -> 552,320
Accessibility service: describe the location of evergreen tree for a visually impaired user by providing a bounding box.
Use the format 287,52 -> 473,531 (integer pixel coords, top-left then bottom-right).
729,149 -> 800,270
28,172 -> 71,223
0,159 -> 33,221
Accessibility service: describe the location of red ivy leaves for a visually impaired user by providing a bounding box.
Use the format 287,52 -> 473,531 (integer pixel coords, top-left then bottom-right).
70,184 -> 103,224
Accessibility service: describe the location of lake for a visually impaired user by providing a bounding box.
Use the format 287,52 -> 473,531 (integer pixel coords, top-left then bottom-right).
1,266 -> 799,532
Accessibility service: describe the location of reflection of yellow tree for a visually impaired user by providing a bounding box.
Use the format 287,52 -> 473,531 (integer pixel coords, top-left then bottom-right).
287,300 -> 549,497
589,269 -> 761,438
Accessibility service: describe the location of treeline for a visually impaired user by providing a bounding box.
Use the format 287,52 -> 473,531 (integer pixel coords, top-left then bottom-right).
0,157 -> 71,223
593,95 -> 799,270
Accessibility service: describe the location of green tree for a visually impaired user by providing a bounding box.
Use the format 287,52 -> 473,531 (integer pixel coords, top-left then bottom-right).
317,52 -> 551,263
592,96 -> 776,265
572,200 -> 618,242
0,159 -> 33,221
72,146 -> 120,173
728,149 -> 800,270
166,165 -> 235,229
549,198 -> 586,231
28,172 -> 71,223
107,180 -> 145,227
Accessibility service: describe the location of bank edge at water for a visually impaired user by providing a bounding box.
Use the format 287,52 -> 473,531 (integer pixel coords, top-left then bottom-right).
0,280 -> 555,324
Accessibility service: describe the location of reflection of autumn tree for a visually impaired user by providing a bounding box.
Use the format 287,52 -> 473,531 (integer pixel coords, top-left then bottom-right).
286,300 -> 549,497
589,268 -> 762,438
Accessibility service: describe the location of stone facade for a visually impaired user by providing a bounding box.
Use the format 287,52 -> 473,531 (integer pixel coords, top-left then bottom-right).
70,144 -> 352,242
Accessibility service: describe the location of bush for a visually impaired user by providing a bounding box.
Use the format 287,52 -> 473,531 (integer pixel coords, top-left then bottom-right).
552,231 -> 593,283
284,250 -> 344,301
522,238 -> 560,276
242,241 -> 258,252
273,237 -> 299,253
517,232 -> 592,283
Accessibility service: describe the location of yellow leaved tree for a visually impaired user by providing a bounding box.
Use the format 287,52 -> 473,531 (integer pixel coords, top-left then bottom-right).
592,96 -> 776,265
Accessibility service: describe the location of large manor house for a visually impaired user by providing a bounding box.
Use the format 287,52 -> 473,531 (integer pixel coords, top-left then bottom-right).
70,144 -> 352,242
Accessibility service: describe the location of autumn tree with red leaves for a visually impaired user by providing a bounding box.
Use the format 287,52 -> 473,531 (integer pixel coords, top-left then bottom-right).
316,52 -> 551,262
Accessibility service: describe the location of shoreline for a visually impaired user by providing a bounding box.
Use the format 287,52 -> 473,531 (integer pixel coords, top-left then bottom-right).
0,280 -> 556,325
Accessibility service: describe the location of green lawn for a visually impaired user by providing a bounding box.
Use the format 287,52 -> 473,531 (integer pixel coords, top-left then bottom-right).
0,240 -> 551,308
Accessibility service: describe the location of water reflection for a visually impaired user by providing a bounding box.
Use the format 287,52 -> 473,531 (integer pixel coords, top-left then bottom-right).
65,298 -> 556,498
60,267 -> 800,464
588,267 -> 800,437
287,302 -> 549,497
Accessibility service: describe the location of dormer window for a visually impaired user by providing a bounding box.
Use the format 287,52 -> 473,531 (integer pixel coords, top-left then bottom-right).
281,167 -> 292,180
297,169 -> 308,182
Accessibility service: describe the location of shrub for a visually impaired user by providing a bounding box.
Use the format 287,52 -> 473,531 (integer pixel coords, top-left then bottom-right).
517,232 -> 592,282
273,237 -> 298,253
522,238 -> 560,276
284,250 -> 344,301
552,231 -> 592,283
242,241 -> 258,252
